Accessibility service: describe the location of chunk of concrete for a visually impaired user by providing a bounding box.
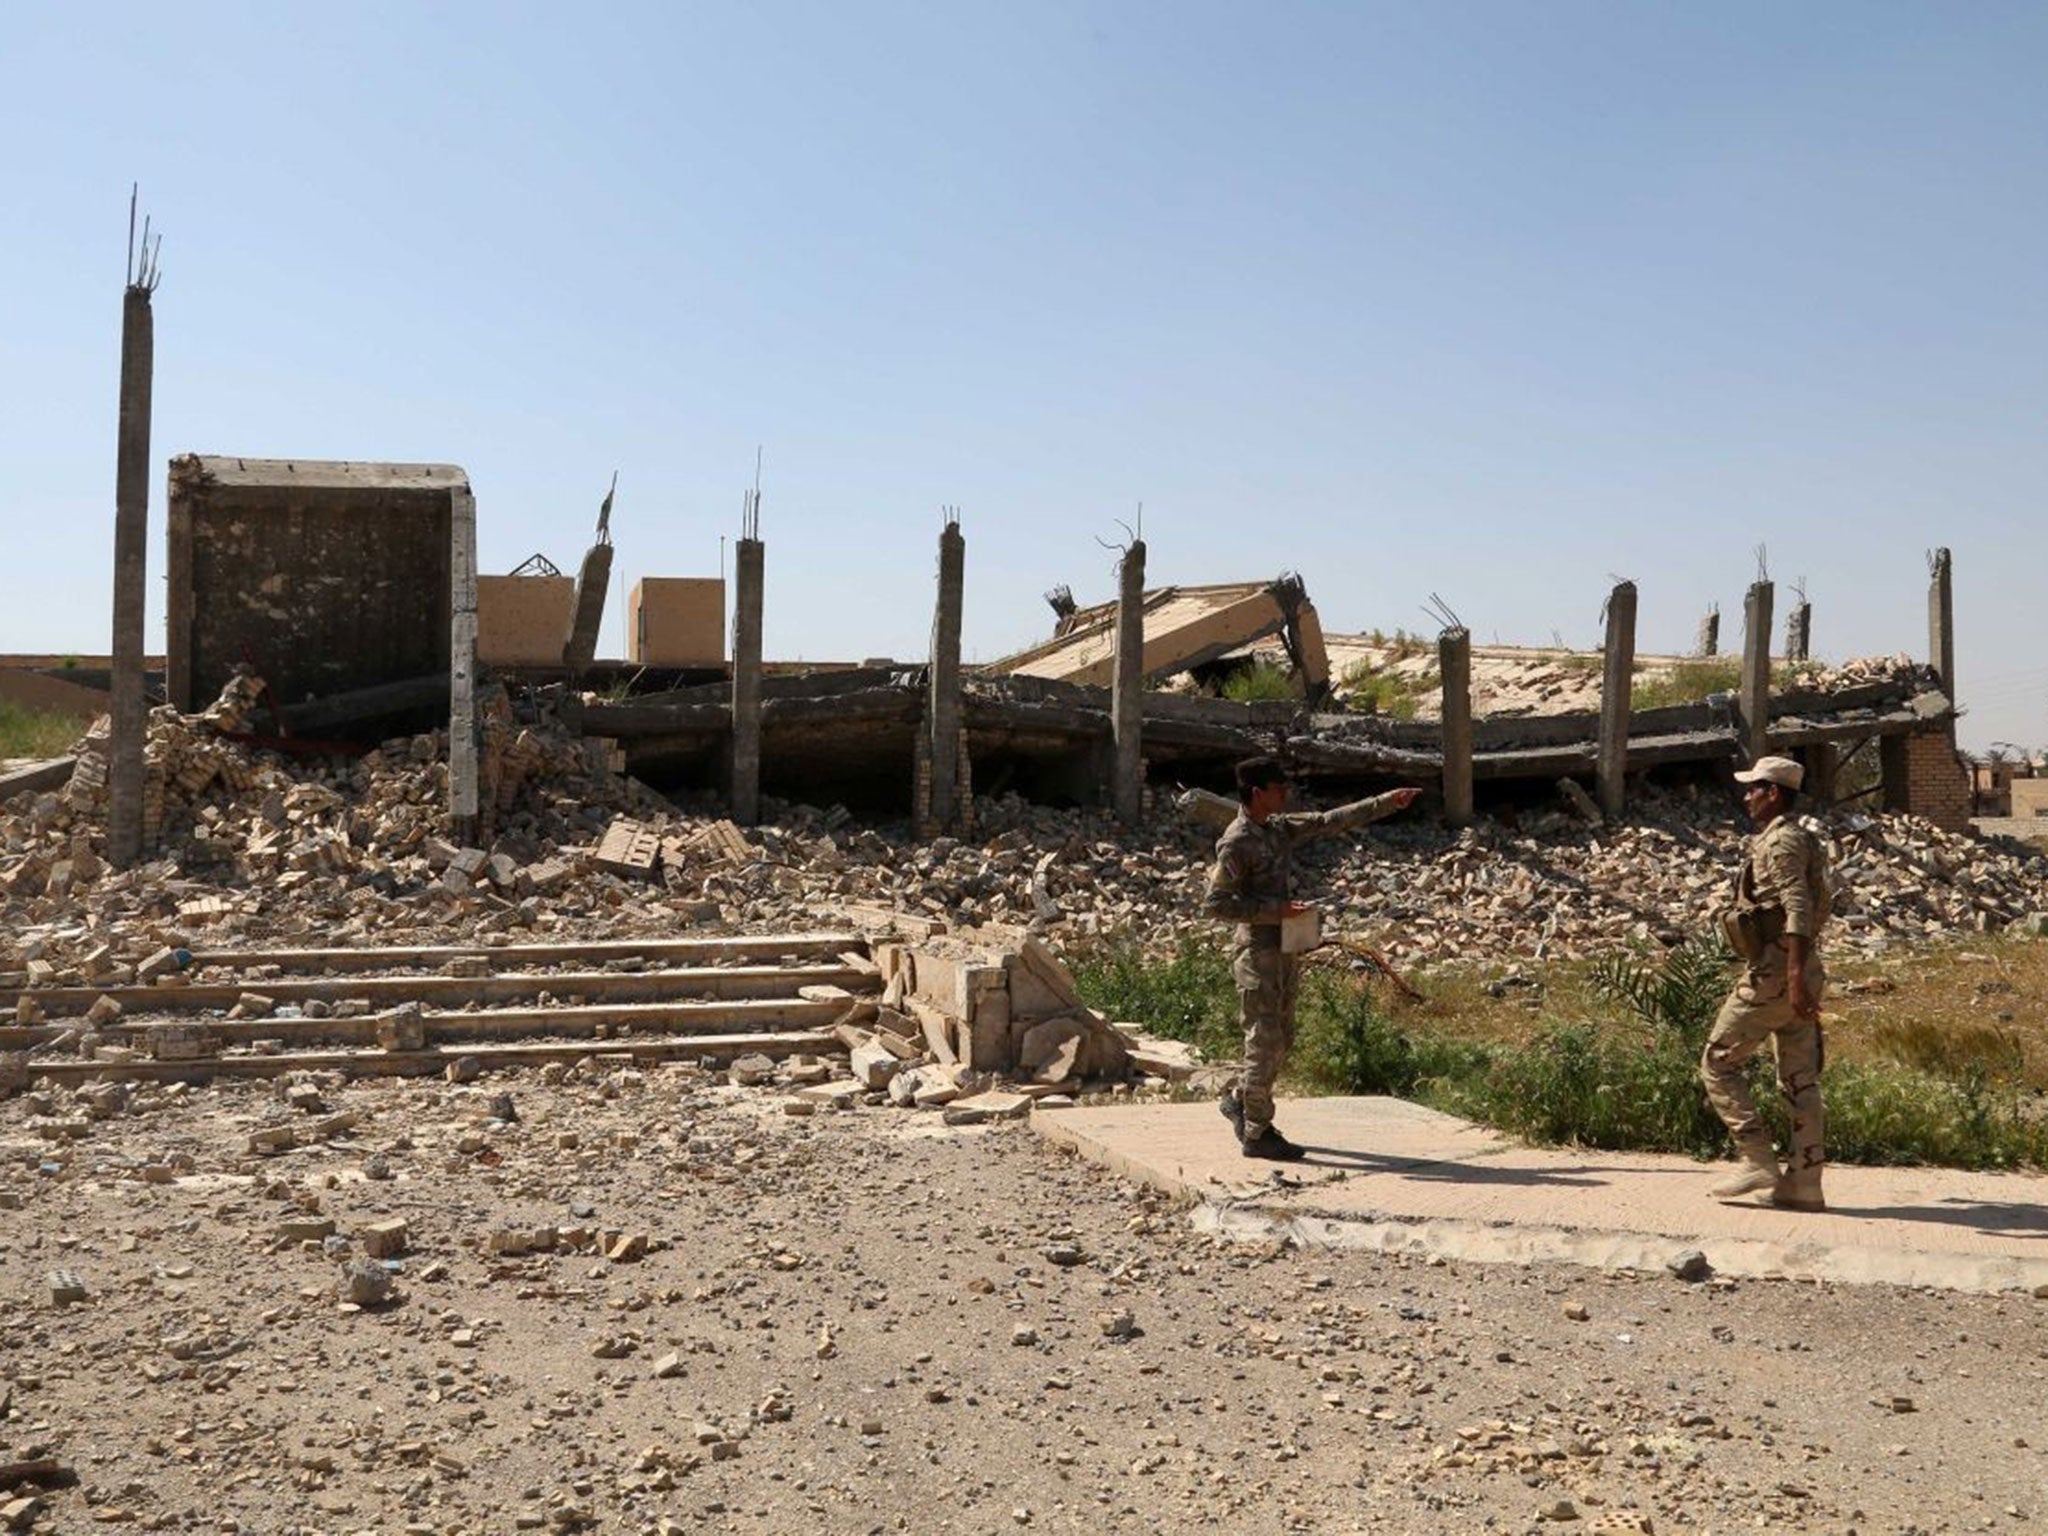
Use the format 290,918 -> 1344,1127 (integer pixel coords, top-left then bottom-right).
942,1091 -> 1032,1126
849,1040 -> 901,1089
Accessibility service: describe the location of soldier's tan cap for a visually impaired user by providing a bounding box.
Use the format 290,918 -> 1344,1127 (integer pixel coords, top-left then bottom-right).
1733,755 -> 1804,790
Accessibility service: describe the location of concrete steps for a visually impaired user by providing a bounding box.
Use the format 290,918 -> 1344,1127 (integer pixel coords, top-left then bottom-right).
1,962 -> 874,1020
5,933 -> 873,1084
174,932 -> 865,974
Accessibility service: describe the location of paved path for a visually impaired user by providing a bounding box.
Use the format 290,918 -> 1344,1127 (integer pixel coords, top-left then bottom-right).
1037,1095 -> 2048,1296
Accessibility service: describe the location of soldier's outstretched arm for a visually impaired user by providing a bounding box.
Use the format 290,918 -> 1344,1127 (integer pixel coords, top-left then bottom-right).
1283,787 -> 1423,846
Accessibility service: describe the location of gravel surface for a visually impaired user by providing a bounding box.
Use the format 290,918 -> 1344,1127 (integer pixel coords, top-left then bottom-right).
3,1066 -> 2044,1535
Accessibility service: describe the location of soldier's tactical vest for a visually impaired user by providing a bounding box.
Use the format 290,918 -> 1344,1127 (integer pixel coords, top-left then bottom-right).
1720,821 -> 1831,962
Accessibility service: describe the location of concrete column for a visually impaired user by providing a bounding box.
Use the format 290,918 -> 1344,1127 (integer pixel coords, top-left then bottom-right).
448,485 -> 480,845
1439,626 -> 1474,827
1880,734 -> 1911,814
1696,607 -> 1719,657
1596,582 -> 1637,820
730,537 -> 765,825
1111,540 -> 1146,824
109,282 -> 155,867
1740,580 -> 1774,763
1803,742 -> 1839,807
1928,547 -> 1954,698
1785,601 -> 1811,663
928,520 -> 965,833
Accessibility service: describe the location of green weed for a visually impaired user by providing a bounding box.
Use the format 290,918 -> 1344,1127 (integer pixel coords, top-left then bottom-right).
1068,936 -> 1241,1062
1631,659 -> 1743,710
1337,659 -> 1437,720
1477,1019 -> 1731,1155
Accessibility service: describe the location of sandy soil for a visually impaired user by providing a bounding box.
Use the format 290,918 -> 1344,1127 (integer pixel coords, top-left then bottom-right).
2,1066 -> 2042,1536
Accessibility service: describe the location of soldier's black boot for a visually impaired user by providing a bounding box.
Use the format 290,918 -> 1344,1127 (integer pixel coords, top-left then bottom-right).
1241,1126 -> 1306,1162
1219,1093 -> 1247,1144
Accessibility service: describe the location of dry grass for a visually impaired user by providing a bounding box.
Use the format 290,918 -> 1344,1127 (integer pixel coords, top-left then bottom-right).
1372,939 -> 2048,1075
1388,939 -> 2048,1086
0,703 -> 85,760
1826,938 -> 2048,1091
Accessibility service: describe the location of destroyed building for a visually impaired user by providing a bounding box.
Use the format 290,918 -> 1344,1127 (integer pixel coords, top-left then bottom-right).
0,453 -> 2035,1125
18,456 -> 1987,846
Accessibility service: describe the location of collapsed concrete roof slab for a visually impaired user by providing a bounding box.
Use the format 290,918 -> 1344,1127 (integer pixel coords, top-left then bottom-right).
986,580 -> 1329,690
167,454 -> 468,714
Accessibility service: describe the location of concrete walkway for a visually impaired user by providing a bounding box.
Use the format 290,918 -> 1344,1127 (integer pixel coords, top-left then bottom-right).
1035,1096 -> 2048,1296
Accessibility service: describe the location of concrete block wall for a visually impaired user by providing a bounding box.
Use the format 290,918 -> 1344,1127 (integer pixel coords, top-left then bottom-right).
167,456 -> 463,711
2011,778 -> 2048,819
629,578 -> 725,666
477,576 -> 575,666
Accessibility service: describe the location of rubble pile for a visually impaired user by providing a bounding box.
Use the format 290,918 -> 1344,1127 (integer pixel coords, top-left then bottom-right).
2,679 -> 2042,993
1785,652 -> 1930,692
0,680 -> 665,960
1312,644 -> 1937,722
715,786 -> 2042,964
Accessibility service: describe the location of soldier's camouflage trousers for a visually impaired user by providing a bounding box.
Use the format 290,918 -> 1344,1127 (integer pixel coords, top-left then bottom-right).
1700,945 -> 1826,1187
1231,945 -> 1300,1138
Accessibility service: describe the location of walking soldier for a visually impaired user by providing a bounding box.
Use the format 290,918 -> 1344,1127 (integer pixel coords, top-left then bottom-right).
1703,755 -> 1832,1209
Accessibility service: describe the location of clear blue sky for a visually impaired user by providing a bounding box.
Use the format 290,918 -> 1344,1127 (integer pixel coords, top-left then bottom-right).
3,1 -> 2041,750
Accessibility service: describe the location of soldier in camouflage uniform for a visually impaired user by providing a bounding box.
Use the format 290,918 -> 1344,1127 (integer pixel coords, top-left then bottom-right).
1702,755 -> 1832,1210
1204,757 -> 1421,1160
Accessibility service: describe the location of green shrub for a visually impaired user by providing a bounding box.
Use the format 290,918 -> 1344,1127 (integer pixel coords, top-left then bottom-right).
1068,936 -> 1241,1061
1337,659 -> 1436,720
1291,969 -> 1488,1105
1476,1020 -> 1731,1156
1587,935 -> 1733,1058
1220,661 -> 1298,703
1062,936 -> 2048,1170
1823,1062 -> 2048,1170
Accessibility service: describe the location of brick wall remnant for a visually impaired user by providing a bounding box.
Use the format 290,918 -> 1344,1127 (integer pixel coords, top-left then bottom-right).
1882,724 -> 1972,833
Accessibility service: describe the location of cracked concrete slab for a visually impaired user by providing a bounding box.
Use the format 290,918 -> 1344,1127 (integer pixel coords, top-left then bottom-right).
1035,1095 -> 2048,1296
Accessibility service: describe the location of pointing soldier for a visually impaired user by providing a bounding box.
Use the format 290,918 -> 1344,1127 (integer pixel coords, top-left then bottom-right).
1703,755 -> 1831,1209
1204,757 -> 1421,1160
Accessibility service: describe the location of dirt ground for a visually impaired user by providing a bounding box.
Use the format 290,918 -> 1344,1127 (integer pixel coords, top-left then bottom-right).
3,1066 -> 2043,1536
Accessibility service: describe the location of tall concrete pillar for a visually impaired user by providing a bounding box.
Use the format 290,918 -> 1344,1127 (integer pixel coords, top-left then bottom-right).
1696,606 -> 1719,657
1928,547 -> 1954,698
1740,580 -> 1774,763
1596,583 -> 1637,819
731,536 -> 765,825
928,519 -> 965,833
1439,626 -> 1474,827
448,485 -> 480,844
109,272 -> 156,867
1785,600 -> 1811,663
1111,540 -> 1146,824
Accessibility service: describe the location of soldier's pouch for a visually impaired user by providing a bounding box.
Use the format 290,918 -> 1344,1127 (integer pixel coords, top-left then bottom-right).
1728,905 -> 1784,962
1233,949 -> 1282,994
1737,954 -> 1789,1006
1718,908 -> 1752,960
